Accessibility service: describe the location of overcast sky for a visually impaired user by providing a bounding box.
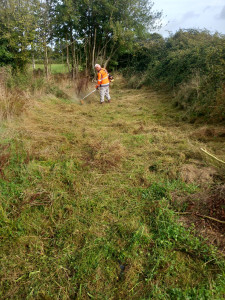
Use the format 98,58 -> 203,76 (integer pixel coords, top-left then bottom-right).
152,0 -> 225,36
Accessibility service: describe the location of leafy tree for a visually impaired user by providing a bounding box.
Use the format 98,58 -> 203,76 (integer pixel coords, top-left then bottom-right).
0,37 -> 14,67
51,0 -> 80,77
0,0 -> 40,70
51,0 -> 161,74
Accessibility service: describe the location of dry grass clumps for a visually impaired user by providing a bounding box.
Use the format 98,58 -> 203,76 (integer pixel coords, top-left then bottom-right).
0,87 -> 31,120
0,143 -> 10,179
23,189 -> 53,207
180,164 -> 216,185
0,68 -> 31,119
174,75 -> 203,109
126,74 -> 146,89
110,120 -> 131,133
9,189 -> 53,218
190,126 -> 225,142
75,73 -> 90,95
83,139 -> 126,171
0,67 -> 77,120
172,184 -> 225,251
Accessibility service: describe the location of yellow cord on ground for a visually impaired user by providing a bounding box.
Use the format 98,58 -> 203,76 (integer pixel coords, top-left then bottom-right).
201,148 -> 225,165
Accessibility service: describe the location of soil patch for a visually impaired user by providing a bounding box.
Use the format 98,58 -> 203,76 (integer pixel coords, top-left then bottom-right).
180,163 -> 217,185
190,126 -> 225,141
172,184 -> 225,252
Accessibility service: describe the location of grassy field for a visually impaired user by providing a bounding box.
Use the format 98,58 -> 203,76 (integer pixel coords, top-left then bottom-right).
0,77 -> 225,299
31,64 -> 69,74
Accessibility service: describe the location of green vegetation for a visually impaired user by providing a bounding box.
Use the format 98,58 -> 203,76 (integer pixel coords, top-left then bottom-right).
0,0 -> 225,297
1,1 -> 224,122
122,30 -> 225,123
0,0 -> 161,76
32,64 -> 69,74
0,80 -> 225,298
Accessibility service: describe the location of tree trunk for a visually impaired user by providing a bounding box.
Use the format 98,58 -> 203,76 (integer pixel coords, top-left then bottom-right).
32,54 -> 35,70
85,40 -> 88,76
71,41 -> 76,79
92,28 -> 97,73
44,41 -> 49,79
104,44 -> 117,69
66,41 -> 70,73
70,27 -> 76,79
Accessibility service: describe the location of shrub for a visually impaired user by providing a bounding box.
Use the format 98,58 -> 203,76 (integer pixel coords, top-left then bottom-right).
121,29 -> 225,122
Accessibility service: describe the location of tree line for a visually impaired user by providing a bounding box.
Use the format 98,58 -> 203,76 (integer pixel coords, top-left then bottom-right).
1,0 -> 224,122
0,0 -> 161,77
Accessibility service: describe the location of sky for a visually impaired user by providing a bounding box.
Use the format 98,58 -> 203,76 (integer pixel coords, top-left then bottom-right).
152,0 -> 225,36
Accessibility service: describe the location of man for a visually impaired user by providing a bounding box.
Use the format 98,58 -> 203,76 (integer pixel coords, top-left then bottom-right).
95,64 -> 111,104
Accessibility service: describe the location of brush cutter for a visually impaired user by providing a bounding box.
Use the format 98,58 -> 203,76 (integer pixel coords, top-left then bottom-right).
80,88 -> 97,104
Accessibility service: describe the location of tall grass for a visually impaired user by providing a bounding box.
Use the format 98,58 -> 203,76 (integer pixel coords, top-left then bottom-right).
0,66 -> 75,120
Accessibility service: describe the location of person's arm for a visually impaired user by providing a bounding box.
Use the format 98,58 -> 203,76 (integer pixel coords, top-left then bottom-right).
96,72 -> 102,89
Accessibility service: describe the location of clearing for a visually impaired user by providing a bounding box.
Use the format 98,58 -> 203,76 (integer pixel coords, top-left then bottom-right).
0,77 -> 225,299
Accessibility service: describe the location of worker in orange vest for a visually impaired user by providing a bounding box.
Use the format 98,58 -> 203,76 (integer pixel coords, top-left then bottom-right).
95,64 -> 111,104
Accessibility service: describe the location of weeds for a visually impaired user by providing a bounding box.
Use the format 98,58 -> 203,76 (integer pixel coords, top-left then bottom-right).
0,67 -> 72,120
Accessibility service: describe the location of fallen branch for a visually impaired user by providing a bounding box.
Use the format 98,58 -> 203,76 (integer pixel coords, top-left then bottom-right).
175,211 -> 225,224
195,213 -> 225,224
175,212 -> 192,215
201,148 -> 225,165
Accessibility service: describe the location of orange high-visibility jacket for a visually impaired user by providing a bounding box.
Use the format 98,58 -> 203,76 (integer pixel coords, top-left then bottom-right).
96,68 -> 110,88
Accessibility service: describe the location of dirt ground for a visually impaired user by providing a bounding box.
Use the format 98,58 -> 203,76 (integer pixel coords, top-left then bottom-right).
172,183 -> 225,253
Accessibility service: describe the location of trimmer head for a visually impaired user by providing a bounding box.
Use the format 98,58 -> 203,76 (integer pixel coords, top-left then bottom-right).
80,89 -> 97,104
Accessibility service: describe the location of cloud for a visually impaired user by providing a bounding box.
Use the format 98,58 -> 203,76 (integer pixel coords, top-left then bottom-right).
160,11 -> 201,34
203,6 -> 212,13
154,0 -> 225,36
182,11 -> 200,21
214,6 -> 225,20
219,6 -> 225,19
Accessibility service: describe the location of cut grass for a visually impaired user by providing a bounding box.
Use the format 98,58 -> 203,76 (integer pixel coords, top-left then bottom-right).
0,77 -> 225,299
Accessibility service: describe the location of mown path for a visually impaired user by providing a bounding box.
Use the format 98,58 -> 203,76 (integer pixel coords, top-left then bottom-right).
1,81 -> 225,299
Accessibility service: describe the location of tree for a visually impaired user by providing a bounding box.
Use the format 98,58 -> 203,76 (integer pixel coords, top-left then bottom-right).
0,0 -> 40,70
75,0 -> 161,71
0,0 -> 162,75
51,0 -> 80,78
51,0 -> 162,75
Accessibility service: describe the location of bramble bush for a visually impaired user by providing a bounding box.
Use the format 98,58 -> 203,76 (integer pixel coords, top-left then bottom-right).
121,29 -> 225,122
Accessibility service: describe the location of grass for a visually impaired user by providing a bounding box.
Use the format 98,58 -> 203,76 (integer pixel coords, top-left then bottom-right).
32,64 -> 70,74
0,76 -> 225,299
0,69 -> 72,121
